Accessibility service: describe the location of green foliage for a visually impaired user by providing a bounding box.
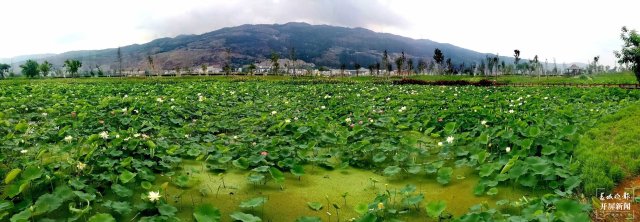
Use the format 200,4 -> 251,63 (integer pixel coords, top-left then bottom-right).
39,61 -> 52,77
229,212 -> 261,222
239,197 -> 267,208
615,26 -> 640,83
425,200 -> 446,218
87,213 -> 116,222
193,204 -> 221,222
306,202 -> 323,211
0,78 -> 638,221
63,59 -> 82,77
20,60 -> 39,78
0,63 -> 11,78
575,103 -> 640,194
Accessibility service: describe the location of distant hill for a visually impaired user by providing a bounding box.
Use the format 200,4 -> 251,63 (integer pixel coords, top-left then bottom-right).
9,22 -> 521,71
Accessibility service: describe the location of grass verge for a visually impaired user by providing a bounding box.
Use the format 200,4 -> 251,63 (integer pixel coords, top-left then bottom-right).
575,102 -> 640,195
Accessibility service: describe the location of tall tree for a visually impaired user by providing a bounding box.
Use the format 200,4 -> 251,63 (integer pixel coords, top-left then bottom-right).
147,55 -> 156,76
593,56 -> 600,73
289,47 -> 297,77
39,61 -> 53,77
533,55 -> 540,78
117,47 -> 123,76
21,60 -> 40,78
417,59 -> 427,74
375,62 -> 381,76
354,63 -> 361,77
63,60 -> 82,77
433,48 -> 444,74
395,57 -> 403,76
340,63 -> 346,77
382,50 -> 389,77
445,58 -> 453,74
201,64 -> 207,76
270,51 -> 280,75
368,64 -> 374,76
514,49 -> 521,74
407,58 -> 414,76
247,63 -> 257,76
225,48 -> 232,76
615,26 -> 640,83
0,63 -> 10,79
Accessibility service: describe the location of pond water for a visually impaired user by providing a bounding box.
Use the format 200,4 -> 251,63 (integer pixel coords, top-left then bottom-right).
160,160 -> 537,221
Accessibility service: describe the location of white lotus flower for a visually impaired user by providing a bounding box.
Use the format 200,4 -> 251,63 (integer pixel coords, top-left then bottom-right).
64,135 -> 73,143
446,136 -> 454,144
122,108 -> 127,113
481,120 -> 487,125
321,106 -> 326,109
508,110 -> 515,114
42,113 -> 48,117
294,117 -> 298,121
437,142 -> 443,146
156,98 -> 163,103
99,131 -> 109,139
506,147 -> 511,153
271,111 -> 277,115
285,119 -> 291,123
345,118 -> 352,123
134,133 -> 140,138
148,191 -> 161,202
77,162 -> 87,170
20,149 -> 28,154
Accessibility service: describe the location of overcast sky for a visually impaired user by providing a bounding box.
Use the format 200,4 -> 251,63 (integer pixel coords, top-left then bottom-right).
2,0 -> 639,66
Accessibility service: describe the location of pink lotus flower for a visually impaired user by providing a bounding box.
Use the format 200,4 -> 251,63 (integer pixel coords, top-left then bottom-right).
260,151 -> 268,156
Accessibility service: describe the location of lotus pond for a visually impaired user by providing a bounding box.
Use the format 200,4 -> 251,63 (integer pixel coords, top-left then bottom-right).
1,78 -> 639,222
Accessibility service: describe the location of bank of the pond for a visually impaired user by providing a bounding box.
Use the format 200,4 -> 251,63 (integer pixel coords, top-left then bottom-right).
575,102 -> 640,195
158,160 -> 539,221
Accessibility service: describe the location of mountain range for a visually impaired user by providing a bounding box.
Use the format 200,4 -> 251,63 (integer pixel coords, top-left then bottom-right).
3,22 -> 534,72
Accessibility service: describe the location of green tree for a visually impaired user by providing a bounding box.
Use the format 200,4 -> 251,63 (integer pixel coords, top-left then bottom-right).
407,58 -> 414,76
368,64 -> 374,76
247,63 -> 257,76
225,48 -> 232,76
514,49 -> 521,74
270,51 -> 280,75
433,48 -> 444,74
21,60 -> 40,78
615,26 -> 640,83
382,50 -> 389,77
0,63 -> 11,79
289,47 -> 297,77
147,55 -> 156,76
417,59 -> 427,74
63,60 -> 82,77
39,61 -> 53,77
117,47 -> 123,76
340,63 -> 346,77
375,62 -> 381,76
395,57 -> 403,76
201,64 -> 207,76
446,58 -> 453,74
354,63 -> 361,76
533,55 -> 540,78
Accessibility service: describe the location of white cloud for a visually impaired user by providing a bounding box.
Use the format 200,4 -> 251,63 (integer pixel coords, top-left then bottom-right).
1,0 -> 638,66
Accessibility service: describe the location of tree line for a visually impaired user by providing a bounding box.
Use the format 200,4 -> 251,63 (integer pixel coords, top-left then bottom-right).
1,27 -> 638,83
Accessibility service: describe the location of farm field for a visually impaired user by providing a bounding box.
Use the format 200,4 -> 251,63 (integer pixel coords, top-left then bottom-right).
1,78 -> 640,222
